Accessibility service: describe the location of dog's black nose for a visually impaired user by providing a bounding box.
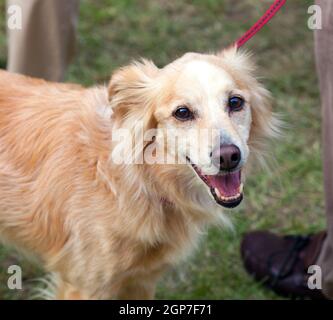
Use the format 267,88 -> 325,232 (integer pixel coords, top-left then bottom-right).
212,144 -> 241,171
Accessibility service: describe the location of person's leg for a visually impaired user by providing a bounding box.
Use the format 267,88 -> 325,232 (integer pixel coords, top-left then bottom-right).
240,1 -> 333,300
6,0 -> 79,81
315,0 -> 333,299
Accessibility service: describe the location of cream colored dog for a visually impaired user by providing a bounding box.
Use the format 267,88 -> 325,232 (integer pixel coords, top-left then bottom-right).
0,48 -> 278,299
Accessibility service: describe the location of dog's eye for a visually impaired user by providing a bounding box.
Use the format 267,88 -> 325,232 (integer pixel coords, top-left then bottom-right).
173,106 -> 194,121
228,96 -> 244,112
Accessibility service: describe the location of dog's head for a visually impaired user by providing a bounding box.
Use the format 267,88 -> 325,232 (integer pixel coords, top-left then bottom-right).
108,48 -> 278,209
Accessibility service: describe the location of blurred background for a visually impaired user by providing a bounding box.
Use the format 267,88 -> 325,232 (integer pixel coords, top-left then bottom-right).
0,0 -> 324,299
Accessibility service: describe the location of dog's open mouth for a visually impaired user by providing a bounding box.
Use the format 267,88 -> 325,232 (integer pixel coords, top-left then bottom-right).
188,160 -> 243,208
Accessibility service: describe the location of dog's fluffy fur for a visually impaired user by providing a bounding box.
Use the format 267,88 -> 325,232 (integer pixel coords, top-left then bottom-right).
0,48 -> 278,299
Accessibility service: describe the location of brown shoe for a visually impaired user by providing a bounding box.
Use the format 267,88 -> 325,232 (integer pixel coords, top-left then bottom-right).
241,231 -> 327,299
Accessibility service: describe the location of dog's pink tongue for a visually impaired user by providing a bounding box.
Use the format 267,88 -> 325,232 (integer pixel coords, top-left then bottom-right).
210,171 -> 241,197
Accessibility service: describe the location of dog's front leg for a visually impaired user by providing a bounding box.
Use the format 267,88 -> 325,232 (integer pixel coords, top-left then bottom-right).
55,278 -> 91,300
115,276 -> 158,300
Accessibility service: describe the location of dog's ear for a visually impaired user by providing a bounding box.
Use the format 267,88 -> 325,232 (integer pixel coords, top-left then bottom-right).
108,59 -> 159,123
217,46 -> 256,75
108,60 -> 160,162
247,84 -> 281,161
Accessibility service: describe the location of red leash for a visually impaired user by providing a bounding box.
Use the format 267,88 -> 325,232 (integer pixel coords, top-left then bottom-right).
234,0 -> 287,48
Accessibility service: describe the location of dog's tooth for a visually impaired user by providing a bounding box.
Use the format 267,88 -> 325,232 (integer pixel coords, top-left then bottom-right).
239,183 -> 244,193
214,188 -> 221,198
220,193 -> 241,202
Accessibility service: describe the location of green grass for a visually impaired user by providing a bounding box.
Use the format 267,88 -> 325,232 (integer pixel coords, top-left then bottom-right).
0,0 -> 324,299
